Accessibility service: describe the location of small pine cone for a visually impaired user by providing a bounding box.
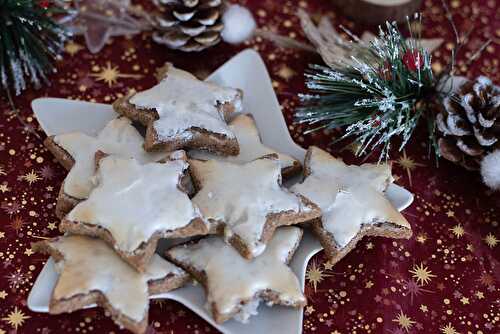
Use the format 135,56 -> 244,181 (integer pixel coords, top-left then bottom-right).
152,0 -> 225,52
436,76 -> 500,170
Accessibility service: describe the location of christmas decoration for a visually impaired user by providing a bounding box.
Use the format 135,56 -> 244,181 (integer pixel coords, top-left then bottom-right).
480,149 -> 500,190
60,0 -> 153,54
220,4 -> 256,45
62,0 -> 255,53
0,0 -> 68,96
296,11 -> 435,160
295,4 -> 493,163
436,76 -> 500,171
63,0 -> 147,54
152,0 -> 225,52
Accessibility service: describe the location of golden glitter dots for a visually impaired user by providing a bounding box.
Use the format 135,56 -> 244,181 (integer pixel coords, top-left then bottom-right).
9,149 -> 15,155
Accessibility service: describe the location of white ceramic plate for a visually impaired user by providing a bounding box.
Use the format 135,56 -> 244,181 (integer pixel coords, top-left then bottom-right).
28,49 -> 413,334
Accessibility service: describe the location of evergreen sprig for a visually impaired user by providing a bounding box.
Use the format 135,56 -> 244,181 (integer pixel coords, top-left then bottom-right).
0,0 -> 68,96
296,17 -> 436,161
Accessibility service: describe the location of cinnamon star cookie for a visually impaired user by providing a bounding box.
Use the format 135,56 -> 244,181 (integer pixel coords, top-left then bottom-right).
61,155 -> 207,271
189,156 -> 321,259
113,63 -> 242,154
291,146 -> 412,264
33,235 -> 189,334
189,114 -> 302,178
166,226 -> 307,324
44,117 -> 167,218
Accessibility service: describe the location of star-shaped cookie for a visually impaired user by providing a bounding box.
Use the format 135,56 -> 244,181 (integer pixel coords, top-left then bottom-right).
44,117 -> 167,218
33,235 -> 189,334
113,63 -> 242,154
61,155 -> 207,271
189,156 -> 321,259
189,114 -> 302,178
291,146 -> 412,264
166,226 -> 307,324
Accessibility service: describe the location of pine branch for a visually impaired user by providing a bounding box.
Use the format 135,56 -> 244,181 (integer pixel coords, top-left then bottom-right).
296,16 -> 436,161
0,0 -> 69,95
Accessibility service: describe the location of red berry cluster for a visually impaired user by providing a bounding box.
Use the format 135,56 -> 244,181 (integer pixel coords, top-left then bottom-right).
403,50 -> 423,72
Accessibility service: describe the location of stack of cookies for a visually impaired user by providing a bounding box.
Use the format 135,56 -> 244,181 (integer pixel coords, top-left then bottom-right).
35,63 -> 412,334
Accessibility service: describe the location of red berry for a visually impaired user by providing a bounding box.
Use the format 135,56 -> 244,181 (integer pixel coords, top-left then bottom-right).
39,0 -> 49,9
403,50 -> 423,71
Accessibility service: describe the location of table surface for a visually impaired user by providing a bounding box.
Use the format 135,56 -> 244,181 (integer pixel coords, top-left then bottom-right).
0,0 -> 499,333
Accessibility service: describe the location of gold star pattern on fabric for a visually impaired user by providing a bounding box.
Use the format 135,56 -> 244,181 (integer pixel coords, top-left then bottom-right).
484,233 -> 498,248
10,216 -> 25,232
23,248 -> 33,256
365,281 -> 374,288
90,61 -> 142,87
21,170 -> 40,185
446,210 -> 455,217
450,224 -> 465,238
291,146 -> 411,264
416,233 -> 428,243
47,222 -> 57,230
1,307 -> 30,330
392,310 -> 415,332
440,323 -> 459,334
460,296 -> 469,304
0,231 -> 4,239
0,290 -> 7,299
323,260 -> 334,270
409,263 -> 436,286
166,227 -> 307,324
396,150 -> 424,187
64,41 -> 83,56
277,65 -> 297,81
0,184 -> 9,193
307,260 -> 328,292
419,304 -> 428,312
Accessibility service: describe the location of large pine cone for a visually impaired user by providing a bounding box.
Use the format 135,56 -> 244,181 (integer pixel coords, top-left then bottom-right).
152,0 -> 224,52
437,76 -> 500,170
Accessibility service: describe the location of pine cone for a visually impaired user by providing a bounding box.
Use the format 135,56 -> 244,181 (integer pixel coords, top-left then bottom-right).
152,0 -> 224,52
436,76 -> 500,170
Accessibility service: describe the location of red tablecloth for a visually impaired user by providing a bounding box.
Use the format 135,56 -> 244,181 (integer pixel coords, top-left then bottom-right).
0,0 -> 499,333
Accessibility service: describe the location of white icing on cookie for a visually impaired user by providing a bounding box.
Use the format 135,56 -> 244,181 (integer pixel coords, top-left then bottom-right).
167,226 -> 305,322
50,235 -> 183,322
189,114 -> 297,169
67,156 -> 202,252
54,117 -> 166,200
129,65 -> 241,140
291,146 -> 410,248
190,158 -> 305,257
